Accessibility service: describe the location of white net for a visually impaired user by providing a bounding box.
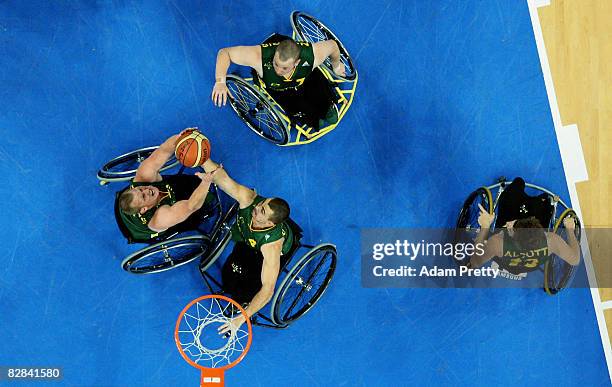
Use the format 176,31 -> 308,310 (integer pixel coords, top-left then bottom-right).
177,297 -> 250,368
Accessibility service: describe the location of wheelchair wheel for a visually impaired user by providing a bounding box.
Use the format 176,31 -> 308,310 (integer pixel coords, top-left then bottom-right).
199,202 -> 239,272
456,187 -> 493,232
225,75 -> 289,145
98,146 -> 179,183
270,243 -> 337,325
291,11 -> 357,81
544,209 -> 581,295
121,235 -> 210,274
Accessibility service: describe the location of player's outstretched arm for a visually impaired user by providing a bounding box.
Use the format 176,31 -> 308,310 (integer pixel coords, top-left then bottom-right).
148,170 -> 217,232
212,45 -> 262,107
201,159 -> 256,208
245,241 -> 282,315
312,40 -> 344,76
134,132 -> 183,183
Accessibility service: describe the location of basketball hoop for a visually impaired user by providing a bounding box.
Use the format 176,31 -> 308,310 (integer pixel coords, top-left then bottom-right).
175,295 -> 253,386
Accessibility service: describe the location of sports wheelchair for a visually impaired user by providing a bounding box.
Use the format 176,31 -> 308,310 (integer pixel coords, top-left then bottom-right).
97,146 -> 337,328
225,11 -> 357,146
199,218 -> 337,329
455,177 -> 581,295
98,146 -> 237,274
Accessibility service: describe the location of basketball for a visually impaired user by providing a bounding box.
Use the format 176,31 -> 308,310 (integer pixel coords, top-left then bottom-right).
175,129 -> 211,167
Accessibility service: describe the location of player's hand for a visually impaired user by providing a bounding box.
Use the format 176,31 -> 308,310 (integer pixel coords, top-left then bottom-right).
332,60 -> 345,77
212,82 -> 229,107
195,165 -> 222,183
218,314 -> 246,336
477,203 -> 494,228
563,216 -> 576,231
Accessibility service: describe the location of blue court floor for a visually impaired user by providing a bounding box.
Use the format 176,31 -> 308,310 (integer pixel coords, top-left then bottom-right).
0,1 -> 608,386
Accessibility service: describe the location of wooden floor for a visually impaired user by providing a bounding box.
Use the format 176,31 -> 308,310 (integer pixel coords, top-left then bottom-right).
538,0 -> 612,341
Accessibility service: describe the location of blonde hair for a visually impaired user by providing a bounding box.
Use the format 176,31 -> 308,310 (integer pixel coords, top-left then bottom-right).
277,39 -> 300,62
119,190 -> 139,215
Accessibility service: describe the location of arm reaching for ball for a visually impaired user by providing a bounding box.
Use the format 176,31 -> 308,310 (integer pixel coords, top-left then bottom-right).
134,129 -> 197,183
148,169 -> 220,232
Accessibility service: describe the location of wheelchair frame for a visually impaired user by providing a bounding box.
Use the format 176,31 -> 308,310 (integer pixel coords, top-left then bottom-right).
456,177 -> 581,295
225,11 -> 358,146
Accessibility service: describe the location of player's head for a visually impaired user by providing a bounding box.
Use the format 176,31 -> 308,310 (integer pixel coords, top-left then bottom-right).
252,197 -> 290,226
119,186 -> 161,215
273,39 -> 300,77
512,216 -> 544,250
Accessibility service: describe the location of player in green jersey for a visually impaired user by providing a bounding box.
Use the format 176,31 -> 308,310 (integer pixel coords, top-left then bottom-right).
469,198 -> 580,271
117,131 -> 220,241
198,156 -> 294,335
211,35 -> 345,129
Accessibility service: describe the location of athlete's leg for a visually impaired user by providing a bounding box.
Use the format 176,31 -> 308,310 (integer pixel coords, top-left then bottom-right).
221,242 -> 264,305
267,71 -> 335,130
302,68 -> 336,127
267,88 -> 302,117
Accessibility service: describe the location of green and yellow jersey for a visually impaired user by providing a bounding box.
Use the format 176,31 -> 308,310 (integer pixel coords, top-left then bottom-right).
231,195 -> 293,255
119,175 -> 213,241
260,41 -> 314,91
119,179 -> 177,241
495,230 -> 550,274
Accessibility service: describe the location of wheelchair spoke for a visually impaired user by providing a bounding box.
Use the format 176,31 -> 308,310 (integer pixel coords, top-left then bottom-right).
226,75 -> 289,144
282,265 -> 329,319
293,13 -> 355,80
125,239 -> 207,273
280,251 -> 333,320
228,83 -> 259,112
297,18 -> 328,42
256,112 -> 284,136
228,81 -> 286,142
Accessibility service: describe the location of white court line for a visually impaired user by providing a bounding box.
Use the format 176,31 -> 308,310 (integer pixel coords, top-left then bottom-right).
527,0 -> 612,383
557,124 -> 589,183
534,0 -> 551,8
602,301 -> 612,311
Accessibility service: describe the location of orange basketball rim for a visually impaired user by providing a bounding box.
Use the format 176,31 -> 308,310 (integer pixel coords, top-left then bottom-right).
175,295 -> 253,386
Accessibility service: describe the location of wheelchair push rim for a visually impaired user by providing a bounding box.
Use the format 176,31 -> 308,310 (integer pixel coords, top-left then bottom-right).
97,146 -> 179,183
456,186 -> 494,229
225,74 -> 290,145
291,11 -> 357,82
122,235 -> 210,274
544,209 -> 581,295
454,187 -> 493,265
270,243 -> 337,325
